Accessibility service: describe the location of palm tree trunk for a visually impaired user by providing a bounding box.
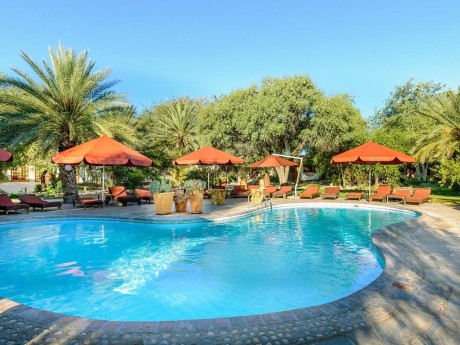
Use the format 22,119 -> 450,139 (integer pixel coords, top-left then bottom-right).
58,165 -> 78,204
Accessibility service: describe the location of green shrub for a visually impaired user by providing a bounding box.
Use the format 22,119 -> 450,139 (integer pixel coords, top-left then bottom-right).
149,179 -> 173,193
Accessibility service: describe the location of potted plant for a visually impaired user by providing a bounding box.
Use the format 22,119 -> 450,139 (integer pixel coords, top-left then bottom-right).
150,179 -> 174,215
173,188 -> 188,212
184,179 -> 206,214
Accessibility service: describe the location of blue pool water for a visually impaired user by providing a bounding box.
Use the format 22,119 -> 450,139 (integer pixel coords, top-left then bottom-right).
0,206 -> 416,321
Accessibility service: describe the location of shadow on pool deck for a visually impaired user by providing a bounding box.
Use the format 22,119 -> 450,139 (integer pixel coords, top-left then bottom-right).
0,198 -> 459,344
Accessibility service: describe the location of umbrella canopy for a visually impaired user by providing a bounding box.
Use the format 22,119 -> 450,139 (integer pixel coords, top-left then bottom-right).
331,141 -> 415,197
0,149 -> 13,162
331,141 -> 415,165
51,135 -> 152,167
52,135 -> 152,200
248,155 -> 298,168
173,146 -> 244,165
173,146 -> 244,188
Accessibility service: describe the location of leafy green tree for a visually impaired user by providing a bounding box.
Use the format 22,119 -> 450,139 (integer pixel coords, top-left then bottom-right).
370,79 -> 445,180
301,94 -> 368,186
200,76 -> 322,183
0,43 -> 134,202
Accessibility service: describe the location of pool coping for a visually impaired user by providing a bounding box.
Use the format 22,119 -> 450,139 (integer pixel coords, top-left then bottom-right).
0,201 -> 453,344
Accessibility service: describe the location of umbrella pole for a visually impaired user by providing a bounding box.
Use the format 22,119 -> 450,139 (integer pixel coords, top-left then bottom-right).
368,164 -> 372,200
208,168 -> 210,190
102,165 -> 105,202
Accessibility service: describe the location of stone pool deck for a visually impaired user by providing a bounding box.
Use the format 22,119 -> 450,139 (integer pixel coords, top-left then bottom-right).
0,197 -> 459,345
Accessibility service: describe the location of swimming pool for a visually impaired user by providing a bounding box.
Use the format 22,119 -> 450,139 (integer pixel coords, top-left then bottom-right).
0,205 -> 416,321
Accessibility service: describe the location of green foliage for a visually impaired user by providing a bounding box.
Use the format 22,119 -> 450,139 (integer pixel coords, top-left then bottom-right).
302,94 -> 368,182
433,159 -> 460,191
199,76 -> 320,162
34,184 -> 42,193
137,97 -> 203,171
0,43 -> 135,200
369,79 -> 445,157
149,179 -> 173,193
46,181 -> 63,195
183,179 -> 206,195
109,166 -> 157,190
414,88 -> 460,163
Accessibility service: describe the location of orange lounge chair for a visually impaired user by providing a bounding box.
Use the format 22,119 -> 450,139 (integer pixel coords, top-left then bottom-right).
263,186 -> 278,198
273,185 -> 293,198
231,185 -> 251,198
345,191 -> 364,200
369,185 -> 392,202
73,197 -> 104,209
109,186 -> 141,206
403,188 -> 432,205
299,185 -> 320,199
19,194 -> 62,211
0,194 -> 30,215
135,188 -> 153,203
322,186 -> 340,199
386,188 -> 411,203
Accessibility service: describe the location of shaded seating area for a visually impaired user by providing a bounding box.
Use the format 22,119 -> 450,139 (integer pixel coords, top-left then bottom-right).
273,185 -> 293,199
109,186 -> 141,206
299,185 -> 320,199
322,186 -> 340,199
345,191 -> 364,200
18,194 -> 62,211
369,185 -> 392,202
0,194 -> 30,215
404,188 -> 432,205
73,197 -> 104,209
135,188 -> 153,203
386,188 -> 411,203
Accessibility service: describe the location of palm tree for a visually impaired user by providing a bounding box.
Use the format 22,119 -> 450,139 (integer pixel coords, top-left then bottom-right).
0,43 -> 133,202
147,97 -> 200,155
413,88 -> 460,163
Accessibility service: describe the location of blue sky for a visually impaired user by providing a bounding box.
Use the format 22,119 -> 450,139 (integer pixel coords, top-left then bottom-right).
2,1 -> 459,117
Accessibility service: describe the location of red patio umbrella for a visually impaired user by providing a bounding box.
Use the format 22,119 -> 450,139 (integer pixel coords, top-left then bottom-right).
0,149 -> 13,162
248,155 -> 298,168
331,141 -> 415,196
248,154 -> 299,194
52,135 -> 153,199
173,146 -> 244,187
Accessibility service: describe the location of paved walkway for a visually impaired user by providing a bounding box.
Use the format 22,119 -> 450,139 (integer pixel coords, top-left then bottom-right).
0,198 -> 459,344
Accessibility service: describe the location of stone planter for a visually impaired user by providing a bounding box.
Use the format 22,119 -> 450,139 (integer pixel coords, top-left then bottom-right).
174,199 -> 188,212
209,189 -> 226,205
153,192 -> 175,215
189,191 -> 204,214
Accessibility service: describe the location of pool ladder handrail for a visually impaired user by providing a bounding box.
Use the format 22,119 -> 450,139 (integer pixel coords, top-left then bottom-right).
247,194 -> 272,211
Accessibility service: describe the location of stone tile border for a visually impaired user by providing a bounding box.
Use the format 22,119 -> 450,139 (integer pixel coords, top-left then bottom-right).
0,201 -> 457,344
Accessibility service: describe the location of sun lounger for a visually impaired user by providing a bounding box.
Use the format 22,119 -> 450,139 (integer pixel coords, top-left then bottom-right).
231,185 -> 251,198
73,197 -> 104,209
109,186 -> 141,206
403,188 -> 432,205
369,185 -> 392,202
273,185 -> 293,198
0,194 -> 30,215
386,188 -> 411,203
135,188 -> 153,203
299,185 -> 320,199
263,186 -> 278,198
345,191 -> 364,200
18,194 -> 62,211
322,186 -> 340,199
